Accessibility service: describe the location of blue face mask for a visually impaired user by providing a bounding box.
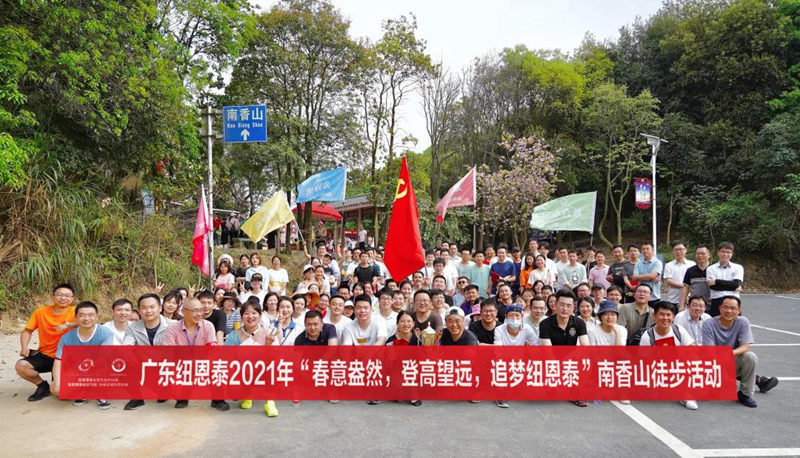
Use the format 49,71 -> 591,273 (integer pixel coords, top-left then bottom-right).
507,318 -> 522,329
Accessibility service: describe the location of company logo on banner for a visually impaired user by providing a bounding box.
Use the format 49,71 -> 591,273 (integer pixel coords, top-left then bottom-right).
296,167 -> 347,203
635,178 -> 652,209
60,346 -> 736,401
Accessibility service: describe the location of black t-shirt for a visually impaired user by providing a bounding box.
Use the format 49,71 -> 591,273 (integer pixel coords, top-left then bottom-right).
439,328 -> 478,346
386,334 -> 420,346
354,264 -> 378,284
682,264 -> 710,301
468,320 -> 496,345
145,325 -> 159,345
444,295 -> 454,307
538,315 -> 587,346
205,309 -> 226,335
495,302 -> 510,324
609,262 -> 628,285
413,312 -> 443,332
294,323 -> 337,346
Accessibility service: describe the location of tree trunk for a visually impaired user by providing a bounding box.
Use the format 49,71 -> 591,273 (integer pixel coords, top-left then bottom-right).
666,192 -> 676,247
597,168 -> 613,248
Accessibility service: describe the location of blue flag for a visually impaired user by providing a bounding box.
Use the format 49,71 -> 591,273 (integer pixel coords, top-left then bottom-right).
296,166 -> 347,203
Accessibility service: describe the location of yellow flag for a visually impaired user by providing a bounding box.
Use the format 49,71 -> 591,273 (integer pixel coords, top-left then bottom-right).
240,190 -> 296,244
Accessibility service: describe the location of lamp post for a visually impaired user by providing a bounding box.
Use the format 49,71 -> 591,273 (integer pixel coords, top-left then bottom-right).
639,133 -> 668,256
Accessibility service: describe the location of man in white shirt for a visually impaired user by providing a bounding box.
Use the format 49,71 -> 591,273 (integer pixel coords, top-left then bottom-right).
556,250 -> 587,291
102,298 -> 132,345
706,242 -> 744,317
674,295 -> 712,345
341,295 -> 387,346
373,288 -> 398,337
440,251 -> 460,292
323,295 -> 350,341
640,300 -> 697,410
663,241 -> 695,306
492,304 -> 537,408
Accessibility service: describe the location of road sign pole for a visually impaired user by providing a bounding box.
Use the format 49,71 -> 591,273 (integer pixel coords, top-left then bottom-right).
204,105 -> 215,288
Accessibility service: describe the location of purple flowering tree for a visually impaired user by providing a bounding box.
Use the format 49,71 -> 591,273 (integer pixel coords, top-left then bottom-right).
476,135 -> 558,247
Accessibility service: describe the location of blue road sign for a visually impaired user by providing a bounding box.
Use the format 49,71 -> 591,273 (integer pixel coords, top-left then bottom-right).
222,105 -> 267,143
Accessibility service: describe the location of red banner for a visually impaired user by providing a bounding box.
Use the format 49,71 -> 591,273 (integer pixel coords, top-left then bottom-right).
634,178 -> 652,209
60,346 -> 736,401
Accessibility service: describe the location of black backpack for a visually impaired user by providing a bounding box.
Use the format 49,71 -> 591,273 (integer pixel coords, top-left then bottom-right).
626,311 -> 653,346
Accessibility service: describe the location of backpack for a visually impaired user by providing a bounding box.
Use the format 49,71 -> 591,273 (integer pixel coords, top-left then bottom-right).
625,310 -> 653,346
646,324 -> 683,346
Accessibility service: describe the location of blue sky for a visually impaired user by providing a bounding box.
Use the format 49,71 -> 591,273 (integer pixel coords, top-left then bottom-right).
254,0 -> 665,151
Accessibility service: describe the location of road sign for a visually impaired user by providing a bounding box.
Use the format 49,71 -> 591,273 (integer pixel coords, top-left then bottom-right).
222,105 -> 267,143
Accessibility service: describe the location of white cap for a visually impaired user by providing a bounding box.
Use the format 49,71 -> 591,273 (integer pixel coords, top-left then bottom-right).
445,306 -> 465,319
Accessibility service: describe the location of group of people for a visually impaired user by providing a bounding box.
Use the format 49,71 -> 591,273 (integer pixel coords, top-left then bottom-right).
15,238 -> 778,414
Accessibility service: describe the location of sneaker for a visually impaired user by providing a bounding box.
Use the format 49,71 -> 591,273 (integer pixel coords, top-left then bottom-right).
175,400 -> 189,409
124,400 -> 145,411
97,400 -> 111,410
571,400 -> 588,408
496,400 -> 509,408
618,400 -> 631,405
210,400 -> 230,411
28,381 -> 51,402
737,391 -> 757,408
72,399 -> 88,406
681,400 -> 698,410
328,400 -> 340,404
367,400 -> 381,405
757,376 -> 779,393
469,400 -> 481,403
240,400 -> 252,410
410,400 -> 422,406
265,400 -> 279,417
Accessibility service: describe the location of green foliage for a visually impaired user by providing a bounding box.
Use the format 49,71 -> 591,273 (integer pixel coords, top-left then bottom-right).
679,189 -> 799,254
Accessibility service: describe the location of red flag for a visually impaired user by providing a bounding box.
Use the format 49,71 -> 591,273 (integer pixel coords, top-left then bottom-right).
436,167 -> 476,224
192,189 -> 211,275
383,157 -> 425,280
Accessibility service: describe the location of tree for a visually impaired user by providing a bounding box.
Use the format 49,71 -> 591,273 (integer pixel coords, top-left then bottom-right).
421,63 -> 461,202
582,83 -> 661,247
225,0 -> 364,247
476,135 -> 558,247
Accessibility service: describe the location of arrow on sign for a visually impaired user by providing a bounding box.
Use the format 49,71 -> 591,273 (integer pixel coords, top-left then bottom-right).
241,129 -> 250,141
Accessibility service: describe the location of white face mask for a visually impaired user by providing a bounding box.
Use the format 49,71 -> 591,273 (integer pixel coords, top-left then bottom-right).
507,318 -> 522,330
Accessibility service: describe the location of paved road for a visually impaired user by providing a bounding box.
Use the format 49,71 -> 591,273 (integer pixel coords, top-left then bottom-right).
1,294 -> 798,457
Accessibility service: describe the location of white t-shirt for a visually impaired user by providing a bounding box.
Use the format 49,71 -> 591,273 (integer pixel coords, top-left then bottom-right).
323,314 -> 352,342
639,323 -> 694,346
102,321 -> 127,346
372,310 -> 398,337
341,318 -> 388,345
239,289 -> 267,306
493,323 -> 539,345
442,264 -> 459,293
246,265 -> 269,282
673,310 -> 711,345
588,324 -> 628,346
267,268 -> 289,293
662,259 -> 696,303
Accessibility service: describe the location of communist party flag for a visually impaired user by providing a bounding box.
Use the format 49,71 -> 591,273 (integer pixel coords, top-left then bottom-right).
192,188 -> 211,275
436,166 -> 476,224
383,157 -> 425,280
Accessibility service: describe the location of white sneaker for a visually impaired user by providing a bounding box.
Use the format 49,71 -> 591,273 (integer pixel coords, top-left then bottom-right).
681,400 -> 698,410
619,400 -> 631,405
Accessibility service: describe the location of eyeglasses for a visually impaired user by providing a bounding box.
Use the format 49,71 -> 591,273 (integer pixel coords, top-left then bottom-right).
54,293 -> 74,298
183,308 -> 204,314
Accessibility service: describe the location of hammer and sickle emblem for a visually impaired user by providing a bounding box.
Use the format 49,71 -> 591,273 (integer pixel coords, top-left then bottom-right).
395,178 -> 408,200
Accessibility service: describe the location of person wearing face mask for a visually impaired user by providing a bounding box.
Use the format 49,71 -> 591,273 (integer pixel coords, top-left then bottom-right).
492,305 -> 538,408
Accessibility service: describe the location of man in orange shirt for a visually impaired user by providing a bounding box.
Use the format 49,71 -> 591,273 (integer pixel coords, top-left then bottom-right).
15,283 -> 77,401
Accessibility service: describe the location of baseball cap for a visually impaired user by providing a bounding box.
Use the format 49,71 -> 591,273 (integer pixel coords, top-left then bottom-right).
445,306 -> 465,318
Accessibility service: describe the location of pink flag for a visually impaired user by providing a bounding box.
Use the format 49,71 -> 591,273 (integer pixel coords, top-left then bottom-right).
436,167 -> 476,224
192,189 -> 211,275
